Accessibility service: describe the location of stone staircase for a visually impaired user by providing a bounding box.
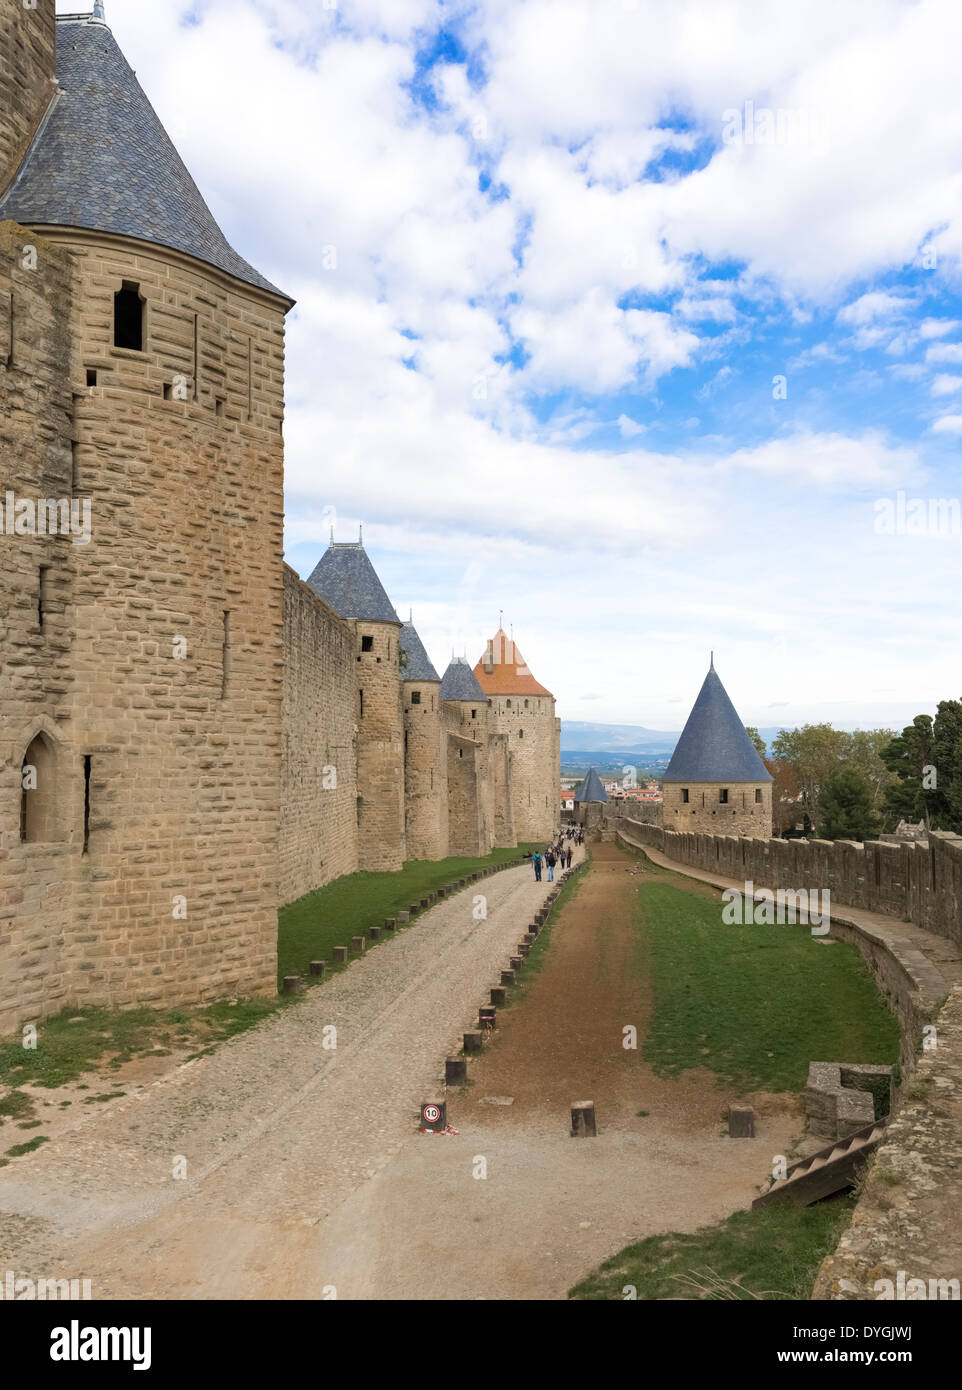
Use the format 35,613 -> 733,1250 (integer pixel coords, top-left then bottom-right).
752,1121 -> 887,1209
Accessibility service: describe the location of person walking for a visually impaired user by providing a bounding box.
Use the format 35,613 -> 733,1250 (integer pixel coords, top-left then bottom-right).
546,849 -> 556,882
566,846 -> 572,869
532,850 -> 542,882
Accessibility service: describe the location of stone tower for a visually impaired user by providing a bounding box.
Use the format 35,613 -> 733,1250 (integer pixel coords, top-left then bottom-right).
474,629 -> 559,843
0,2 -> 293,1030
440,657 -> 494,855
399,618 -> 444,861
307,540 -> 405,871
662,659 -> 773,836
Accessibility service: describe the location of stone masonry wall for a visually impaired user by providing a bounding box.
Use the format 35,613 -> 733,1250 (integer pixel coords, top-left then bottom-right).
2,226 -> 289,1030
486,694 -> 558,843
614,815 -> 962,951
662,779 -> 772,837
0,221 -> 75,1032
0,0 -> 56,197
403,679 -> 445,861
354,619 -> 405,871
279,566 -> 358,904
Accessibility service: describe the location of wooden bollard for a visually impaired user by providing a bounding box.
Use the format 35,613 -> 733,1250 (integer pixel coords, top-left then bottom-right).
729,1104 -> 755,1138
518,943 -> 530,957
420,897 -> 430,909
509,955 -> 523,971
464,1031 -> 483,1052
332,946 -> 348,963
479,1005 -> 497,1029
529,922 -> 540,936
445,1056 -> 467,1086
571,1101 -> 597,1137
282,975 -> 302,995
501,968 -> 515,986
368,925 -> 381,941
397,910 -> 410,924
490,985 -> 506,1005
409,904 -> 420,917
351,935 -> 365,953
309,960 -> 326,978
384,918 -> 397,932
523,933 -> 535,944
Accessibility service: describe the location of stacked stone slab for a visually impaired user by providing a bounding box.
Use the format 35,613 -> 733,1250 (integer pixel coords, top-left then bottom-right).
807,1062 -> 893,1140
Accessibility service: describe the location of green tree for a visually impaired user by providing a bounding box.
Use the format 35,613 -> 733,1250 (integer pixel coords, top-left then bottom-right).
933,699 -> 962,832
881,715 -> 937,831
745,726 -> 767,760
771,723 -> 850,830
819,768 -> 880,842
848,729 -> 897,815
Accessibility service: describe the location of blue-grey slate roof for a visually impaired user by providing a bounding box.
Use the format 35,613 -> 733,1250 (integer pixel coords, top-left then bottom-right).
440,658 -> 488,703
400,621 -> 440,682
574,767 -> 608,803
306,543 -> 400,624
0,17 -> 286,300
664,665 -> 773,783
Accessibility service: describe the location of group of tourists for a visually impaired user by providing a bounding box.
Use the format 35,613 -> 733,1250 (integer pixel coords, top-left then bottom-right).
528,824 -> 583,882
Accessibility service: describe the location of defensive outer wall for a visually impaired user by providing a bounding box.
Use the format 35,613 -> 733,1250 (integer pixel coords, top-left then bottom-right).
606,804 -> 962,1303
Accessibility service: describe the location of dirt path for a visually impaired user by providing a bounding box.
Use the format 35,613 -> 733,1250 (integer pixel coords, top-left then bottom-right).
298,843 -> 802,1299
0,842 -> 801,1300
0,855 -> 579,1298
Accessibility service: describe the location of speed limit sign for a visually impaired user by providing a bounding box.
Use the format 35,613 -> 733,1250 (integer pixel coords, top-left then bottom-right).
420,1100 -> 446,1131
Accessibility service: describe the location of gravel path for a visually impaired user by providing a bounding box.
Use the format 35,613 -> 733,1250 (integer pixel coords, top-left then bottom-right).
0,853 -> 581,1299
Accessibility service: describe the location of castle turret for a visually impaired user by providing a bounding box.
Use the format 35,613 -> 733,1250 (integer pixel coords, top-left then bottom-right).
1,4 -> 292,1030
662,659 -> 773,835
307,540 -> 405,870
439,657 -> 492,854
399,618 -> 444,860
474,629 -> 559,842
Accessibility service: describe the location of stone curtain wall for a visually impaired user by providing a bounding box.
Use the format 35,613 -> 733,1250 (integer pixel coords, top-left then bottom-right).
0,223 -> 75,1032
0,0 -> 56,197
615,816 -> 962,950
279,567 -> 358,904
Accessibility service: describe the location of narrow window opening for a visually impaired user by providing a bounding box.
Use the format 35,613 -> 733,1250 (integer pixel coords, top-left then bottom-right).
506,699 -> 512,709
471,708 -> 477,720
113,282 -> 143,351
163,382 -> 173,400
359,688 -> 365,717
361,635 -> 373,652
215,397 -> 225,418
519,728 -> 524,739
755,787 -> 762,803
193,313 -> 199,400
82,754 -> 91,854
681,788 -> 690,803
38,565 -> 50,629
86,369 -> 97,387
411,690 -> 421,705
71,440 -> 79,493
719,788 -> 729,804
221,610 -> 231,699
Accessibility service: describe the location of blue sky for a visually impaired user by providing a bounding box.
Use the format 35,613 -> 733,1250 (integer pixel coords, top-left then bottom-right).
68,0 -> 962,731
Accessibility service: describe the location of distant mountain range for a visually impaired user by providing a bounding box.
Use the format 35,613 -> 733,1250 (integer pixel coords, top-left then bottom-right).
560,720 -> 789,760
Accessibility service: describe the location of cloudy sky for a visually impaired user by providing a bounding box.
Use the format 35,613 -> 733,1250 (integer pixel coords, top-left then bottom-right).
66,0 -> 962,730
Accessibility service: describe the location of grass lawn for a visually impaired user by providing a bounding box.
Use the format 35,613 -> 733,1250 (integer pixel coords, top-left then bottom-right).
0,998 -> 290,1092
569,1195 -> 857,1300
637,876 -> 900,1092
277,844 -> 540,985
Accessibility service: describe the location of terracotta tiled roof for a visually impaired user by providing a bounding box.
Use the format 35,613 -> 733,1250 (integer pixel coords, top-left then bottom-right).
473,629 -> 553,697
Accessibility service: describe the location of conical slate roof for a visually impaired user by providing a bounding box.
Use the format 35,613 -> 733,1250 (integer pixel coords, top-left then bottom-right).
574,767 -> 608,803
0,15 -> 287,301
440,657 -> 488,703
664,663 -> 773,783
399,621 -> 440,683
307,543 -> 400,624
